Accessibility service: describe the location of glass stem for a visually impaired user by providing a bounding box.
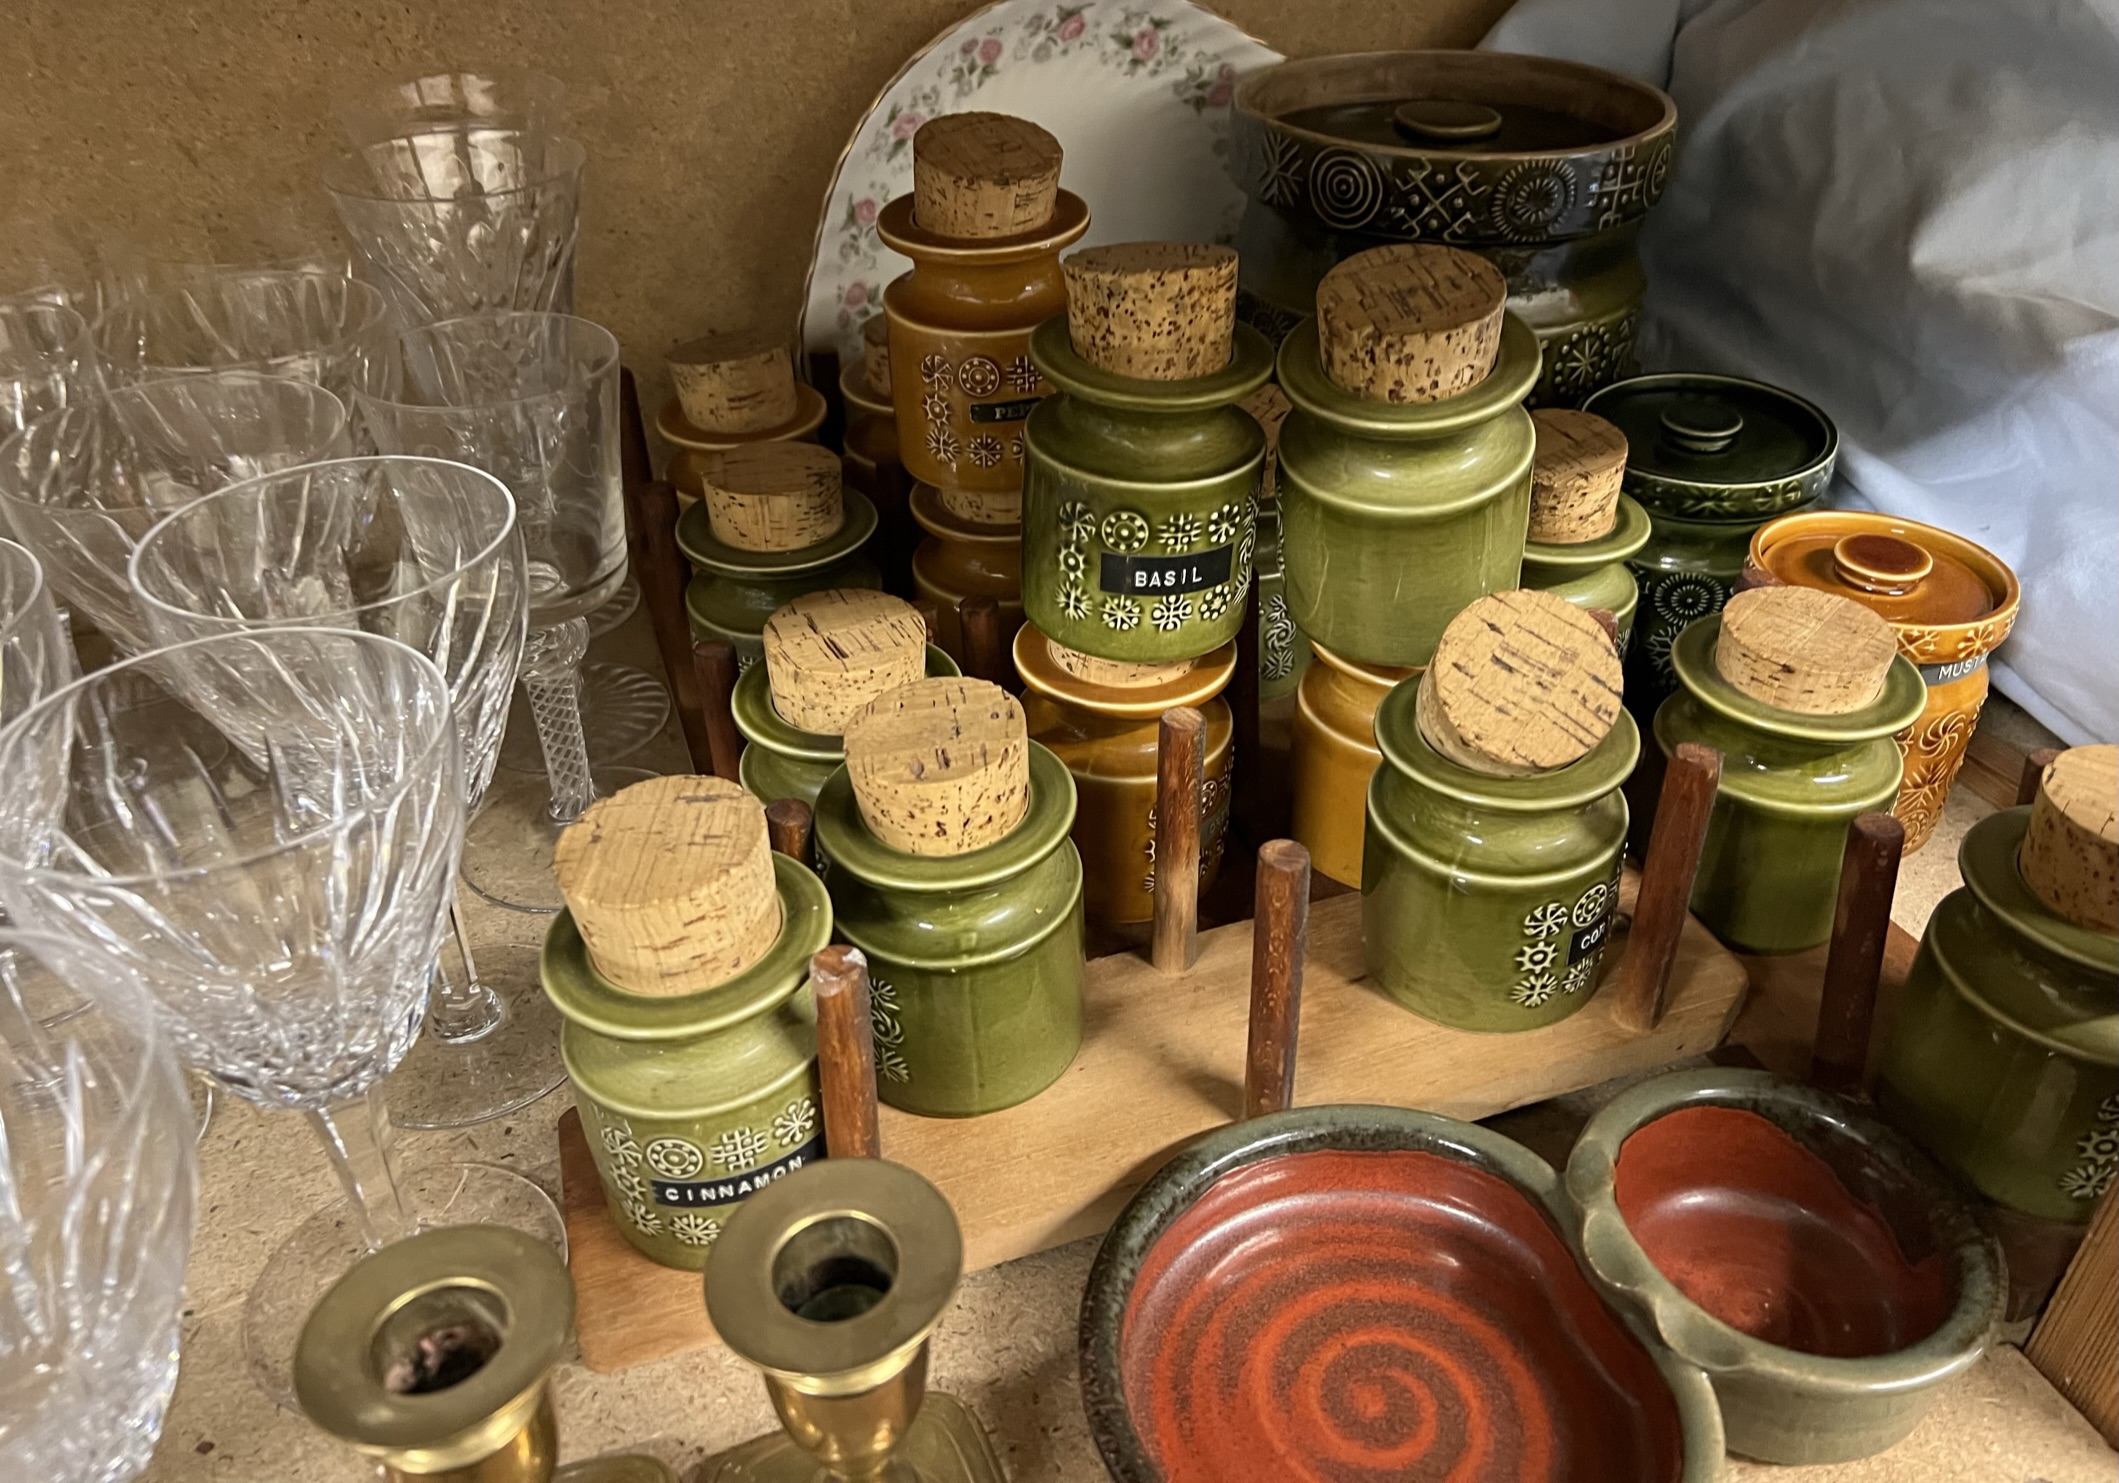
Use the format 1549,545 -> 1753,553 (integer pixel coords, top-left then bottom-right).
521,618 -> 596,824
425,896 -> 504,1043
306,1082 -> 415,1252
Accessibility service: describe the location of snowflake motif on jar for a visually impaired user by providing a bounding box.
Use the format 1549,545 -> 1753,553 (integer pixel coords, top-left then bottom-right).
598,1115 -> 642,1168
1102,510 -> 1150,553
1489,160 -> 1579,241
1512,971 -> 1560,1009
1206,501 -> 1245,545
1004,356 -> 1042,394
1057,583 -> 1092,622
711,1126 -> 771,1171
772,1097 -> 819,1148
958,355 -> 1002,397
1058,501 -> 1097,543
621,1198 -> 663,1236
921,390 -> 952,424
1197,584 -> 1233,622
967,434 -> 1004,468
612,1167 -> 648,1202
1563,959 -> 1598,995
926,424 -> 959,465
2059,1095 -> 2119,1201
671,1213 -> 722,1248
1058,544 -> 1087,581
1158,512 -> 1203,551
1572,881 -> 1611,928
1151,594 -> 1192,632
1524,902 -> 1571,938
1515,939 -> 1561,974
1102,595 -> 1141,631
920,353 -> 953,388
643,1137 -> 704,1180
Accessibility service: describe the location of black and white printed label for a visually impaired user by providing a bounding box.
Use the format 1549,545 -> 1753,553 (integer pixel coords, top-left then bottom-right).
968,397 -> 1043,424
1569,909 -> 1614,964
1918,655 -> 1986,687
651,1133 -> 826,1208
1099,546 -> 1234,597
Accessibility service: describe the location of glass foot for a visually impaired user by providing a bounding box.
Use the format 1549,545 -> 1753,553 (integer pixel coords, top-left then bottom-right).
387,938 -> 567,1129
498,662 -> 671,772
698,1394 -> 1006,1483
460,765 -> 660,913
587,574 -> 642,636
242,1160 -> 565,1411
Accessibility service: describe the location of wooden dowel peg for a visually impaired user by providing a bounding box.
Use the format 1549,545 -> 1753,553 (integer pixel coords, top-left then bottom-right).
636,479 -> 709,771
1811,811 -> 1907,1096
1613,742 -> 1722,1033
766,797 -> 814,862
1152,705 -> 1206,974
2018,745 -> 2063,807
810,944 -> 881,1160
1232,573 -> 1264,846
1244,839 -> 1311,1120
961,596 -> 1007,690
690,639 -> 744,782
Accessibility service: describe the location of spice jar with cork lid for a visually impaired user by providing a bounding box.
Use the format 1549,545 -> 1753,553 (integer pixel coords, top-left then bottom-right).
660,330 -> 829,506
1290,642 -> 1420,888
542,776 -> 833,1270
733,588 -> 961,808
814,677 -> 1086,1117
1655,586 -> 1926,955
1518,407 -> 1651,648
908,480 -> 1025,664
1013,626 -> 1236,928
679,441 -> 883,670
1243,382 -> 1311,698
1021,242 -> 1272,663
1363,590 -> 1637,1031
1878,747 -> 2118,1223
839,314 -> 899,496
1277,243 -> 1539,669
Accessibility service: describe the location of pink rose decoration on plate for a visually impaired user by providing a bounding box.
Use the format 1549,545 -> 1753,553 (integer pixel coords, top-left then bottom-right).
893,111 -> 924,140
1057,14 -> 1085,41
1133,28 -> 1161,61
1207,65 -> 1237,108
844,282 -> 868,309
854,197 -> 879,227
979,37 -> 1003,65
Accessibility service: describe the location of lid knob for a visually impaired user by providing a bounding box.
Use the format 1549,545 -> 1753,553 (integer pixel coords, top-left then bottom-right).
1659,396 -> 1745,456
1831,533 -> 1933,595
1392,100 -> 1503,143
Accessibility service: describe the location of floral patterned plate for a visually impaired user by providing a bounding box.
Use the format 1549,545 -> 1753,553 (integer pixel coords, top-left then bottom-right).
801,0 -> 1281,369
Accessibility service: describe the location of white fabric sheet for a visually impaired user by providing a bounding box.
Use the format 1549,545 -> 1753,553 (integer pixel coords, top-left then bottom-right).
1484,0 -> 2119,744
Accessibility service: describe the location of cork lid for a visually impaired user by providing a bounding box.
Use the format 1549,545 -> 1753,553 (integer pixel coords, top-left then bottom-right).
762,589 -> 930,735
1713,586 -> 1898,716
666,331 -> 801,436
1043,637 -> 1197,690
843,677 -> 1031,856
861,314 -> 892,400
2019,746 -> 2118,935
552,776 -> 782,996
912,112 -> 1063,240
1413,589 -> 1623,777
1314,244 -> 1506,403
701,441 -> 846,553
1062,242 -> 1238,381
1529,408 -> 1627,544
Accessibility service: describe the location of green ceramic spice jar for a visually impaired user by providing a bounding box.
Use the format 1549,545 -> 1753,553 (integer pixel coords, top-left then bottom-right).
1522,492 -> 1651,650
1021,316 -> 1272,663
679,490 -> 883,670
1654,616 -> 1925,955
542,853 -> 833,1270
1878,807 -> 2119,1222
814,743 -> 1087,1117
733,643 -> 961,809
1276,313 -> 1540,668
1362,676 -> 1638,1031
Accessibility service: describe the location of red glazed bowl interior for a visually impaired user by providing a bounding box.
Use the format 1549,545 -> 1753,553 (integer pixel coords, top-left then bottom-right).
1614,1105 -> 1954,1357
1117,1148 -> 1685,1483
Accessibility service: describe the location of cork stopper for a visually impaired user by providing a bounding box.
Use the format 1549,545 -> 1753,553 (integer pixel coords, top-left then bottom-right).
1713,586 -> 1898,716
912,112 -> 1063,240
552,776 -> 782,996
1046,637 -> 1193,690
702,442 -> 845,552
1314,244 -> 1507,404
666,331 -> 801,434
1061,242 -> 1238,380
2019,745 -> 2118,933
1529,408 -> 1628,544
1240,383 -> 1292,502
1415,589 -> 1623,778
937,484 -> 1021,526
763,590 -> 930,735
843,677 -> 1031,856
861,314 -> 892,400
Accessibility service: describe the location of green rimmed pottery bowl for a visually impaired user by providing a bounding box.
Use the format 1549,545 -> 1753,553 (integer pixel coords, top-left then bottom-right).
1878,806 -> 2119,1222
679,488 -> 882,670
1362,675 -> 1638,1031
1021,316 -> 1271,663
542,853 -> 834,1271
1655,615 -> 1924,955
813,742 -> 1086,1118
733,642 -> 961,809
1568,1068 -> 2004,1465
1523,491 -> 1652,650
1080,1105 -> 1724,1483
1277,312 -> 1537,669
1581,373 -> 1839,520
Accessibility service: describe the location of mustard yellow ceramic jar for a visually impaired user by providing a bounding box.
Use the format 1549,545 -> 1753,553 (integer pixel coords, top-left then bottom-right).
910,483 -> 1023,663
1290,642 -> 1419,888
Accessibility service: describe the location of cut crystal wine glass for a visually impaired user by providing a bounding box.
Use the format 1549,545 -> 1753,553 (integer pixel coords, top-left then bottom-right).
333,66 -> 566,148
0,296 -> 95,445
0,536 -> 76,728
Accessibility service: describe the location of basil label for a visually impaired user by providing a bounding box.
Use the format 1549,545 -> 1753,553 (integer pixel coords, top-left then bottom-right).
1099,546 -> 1234,597
650,1133 -> 825,1208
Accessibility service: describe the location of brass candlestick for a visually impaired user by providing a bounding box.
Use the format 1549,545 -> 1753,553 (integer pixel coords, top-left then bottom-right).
701,1159 -> 1005,1483
294,1226 -> 674,1483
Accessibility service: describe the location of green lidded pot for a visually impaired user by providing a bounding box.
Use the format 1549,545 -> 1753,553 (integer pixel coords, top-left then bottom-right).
734,643 -> 961,808
1021,316 -> 1271,662
542,853 -> 833,1271
1655,616 -> 1925,956
1522,492 -> 1651,651
680,489 -> 883,671
814,743 -> 1087,1118
1362,676 -> 1638,1031
1277,313 -> 1539,669
1878,807 -> 2119,1222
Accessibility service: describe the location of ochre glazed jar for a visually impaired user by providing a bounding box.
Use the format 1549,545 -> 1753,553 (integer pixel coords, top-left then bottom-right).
1746,512 -> 2020,853
733,644 -> 961,809
1522,492 -> 1651,650
909,482 -> 1023,662
679,491 -> 882,671
1655,617 -> 1926,955
1276,313 -> 1539,669
1290,642 -> 1418,888
542,853 -> 833,1270
1878,807 -> 2118,1223
814,743 -> 1086,1118
1362,676 -> 1637,1031
837,359 -> 899,499
1014,627 -> 1235,928
1021,317 -> 1271,663
659,387 -> 830,508
879,192 -> 1089,500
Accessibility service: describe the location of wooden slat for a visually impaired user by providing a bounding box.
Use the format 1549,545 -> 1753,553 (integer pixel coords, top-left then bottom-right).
2027,1187 -> 2118,1445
